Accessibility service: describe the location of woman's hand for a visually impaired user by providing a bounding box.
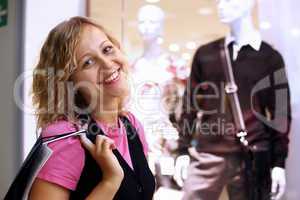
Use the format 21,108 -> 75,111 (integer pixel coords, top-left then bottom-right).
30,135 -> 124,200
80,134 -> 124,185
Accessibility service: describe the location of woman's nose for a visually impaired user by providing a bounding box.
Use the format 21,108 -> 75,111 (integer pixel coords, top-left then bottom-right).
97,56 -> 115,70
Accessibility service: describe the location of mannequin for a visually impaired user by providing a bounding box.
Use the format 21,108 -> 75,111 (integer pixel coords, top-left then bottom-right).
218,1 -> 286,199
132,4 -> 173,121
137,4 -> 165,61
175,0 -> 291,200
130,5 -> 189,190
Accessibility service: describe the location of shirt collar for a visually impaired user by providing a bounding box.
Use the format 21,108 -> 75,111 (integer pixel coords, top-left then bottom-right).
225,31 -> 262,51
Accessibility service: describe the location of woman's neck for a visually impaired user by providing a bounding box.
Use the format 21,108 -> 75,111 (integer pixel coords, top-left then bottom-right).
92,98 -> 119,125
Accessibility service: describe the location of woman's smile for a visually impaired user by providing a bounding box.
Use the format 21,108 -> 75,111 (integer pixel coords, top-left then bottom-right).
102,68 -> 121,85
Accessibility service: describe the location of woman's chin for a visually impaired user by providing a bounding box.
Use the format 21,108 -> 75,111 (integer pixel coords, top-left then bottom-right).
106,86 -> 129,98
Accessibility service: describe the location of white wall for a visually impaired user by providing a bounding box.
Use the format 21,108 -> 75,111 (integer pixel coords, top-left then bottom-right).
0,0 -> 24,197
258,1 -> 300,199
23,0 -> 86,157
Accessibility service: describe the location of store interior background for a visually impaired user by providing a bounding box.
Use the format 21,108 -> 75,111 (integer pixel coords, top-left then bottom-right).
0,0 -> 299,199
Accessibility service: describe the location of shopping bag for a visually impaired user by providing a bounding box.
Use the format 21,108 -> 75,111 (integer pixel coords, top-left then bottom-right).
4,137 -> 52,200
4,129 -> 86,200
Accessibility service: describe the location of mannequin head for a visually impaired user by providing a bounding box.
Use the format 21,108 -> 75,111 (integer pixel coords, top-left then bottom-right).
137,5 -> 165,42
216,0 -> 255,24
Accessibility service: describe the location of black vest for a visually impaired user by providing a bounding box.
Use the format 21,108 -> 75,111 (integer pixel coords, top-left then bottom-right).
70,115 -> 156,200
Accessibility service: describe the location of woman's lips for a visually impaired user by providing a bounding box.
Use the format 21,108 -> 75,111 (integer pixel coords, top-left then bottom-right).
102,68 -> 121,85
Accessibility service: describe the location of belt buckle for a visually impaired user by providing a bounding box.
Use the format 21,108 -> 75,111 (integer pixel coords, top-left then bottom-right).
237,131 -> 249,147
225,83 -> 238,94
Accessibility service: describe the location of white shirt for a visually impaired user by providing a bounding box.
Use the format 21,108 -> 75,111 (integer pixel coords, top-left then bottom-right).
225,31 -> 262,60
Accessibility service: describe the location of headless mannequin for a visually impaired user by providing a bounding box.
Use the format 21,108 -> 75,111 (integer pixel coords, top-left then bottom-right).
175,1 -> 286,200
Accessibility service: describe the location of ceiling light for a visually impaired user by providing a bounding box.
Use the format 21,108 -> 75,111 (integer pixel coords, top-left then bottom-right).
186,41 -> 197,50
197,7 -> 213,16
169,43 -> 180,52
156,37 -> 164,44
182,53 -> 192,60
145,0 -> 160,3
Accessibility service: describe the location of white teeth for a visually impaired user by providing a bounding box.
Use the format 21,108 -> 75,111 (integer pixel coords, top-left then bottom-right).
104,70 -> 119,83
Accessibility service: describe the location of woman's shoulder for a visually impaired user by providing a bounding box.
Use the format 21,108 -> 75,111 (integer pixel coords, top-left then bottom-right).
124,112 -> 143,130
41,119 -> 78,137
37,119 -> 85,191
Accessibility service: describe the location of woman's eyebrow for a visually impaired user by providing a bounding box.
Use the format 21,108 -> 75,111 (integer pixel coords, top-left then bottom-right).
77,39 -> 109,62
77,52 -> 90,64
99,39 -> 109,48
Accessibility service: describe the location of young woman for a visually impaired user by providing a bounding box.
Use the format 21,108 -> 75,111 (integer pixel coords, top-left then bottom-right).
29,17 -> 155,200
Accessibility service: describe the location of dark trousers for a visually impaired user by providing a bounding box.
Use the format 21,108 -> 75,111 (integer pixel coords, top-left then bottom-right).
182,150 -> 271,200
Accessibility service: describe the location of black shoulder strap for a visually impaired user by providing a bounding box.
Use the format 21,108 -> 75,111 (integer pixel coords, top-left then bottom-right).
120,116 -> 146,171
119,115 -> 156,199
81,114 -> 141,176
219,40 -> 249,147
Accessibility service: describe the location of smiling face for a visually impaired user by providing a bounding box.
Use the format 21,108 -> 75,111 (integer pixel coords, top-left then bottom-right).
216,0 -> 254,24
72,25 -> 129,109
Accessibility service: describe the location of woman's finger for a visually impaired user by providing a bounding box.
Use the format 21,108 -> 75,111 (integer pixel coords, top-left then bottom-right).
80,134 -> 95,153
102,138 -> 110,151
102,137 -> 116,151
103,137 -> 116,149
96,135 -> 105,152
109,141 -> 116,150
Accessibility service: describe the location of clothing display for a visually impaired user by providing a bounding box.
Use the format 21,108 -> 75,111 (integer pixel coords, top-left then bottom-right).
179,37 -> 291,200
130,51 -> 189,191
183,152 -> 249,200
179,38 -> 291,166
130,54 -> 182,166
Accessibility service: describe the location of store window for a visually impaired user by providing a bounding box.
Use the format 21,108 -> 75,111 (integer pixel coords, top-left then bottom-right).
19,0 -> 300,199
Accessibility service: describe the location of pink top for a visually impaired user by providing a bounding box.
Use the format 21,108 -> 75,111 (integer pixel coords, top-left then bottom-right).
37,112 -> 148,191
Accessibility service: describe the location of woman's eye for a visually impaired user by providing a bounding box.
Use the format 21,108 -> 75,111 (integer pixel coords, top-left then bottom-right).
83,58 -> 95,68
103,45 -> 114,54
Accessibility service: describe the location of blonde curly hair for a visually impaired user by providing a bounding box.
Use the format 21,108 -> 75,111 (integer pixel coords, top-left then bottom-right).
32,16 -> 124,129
